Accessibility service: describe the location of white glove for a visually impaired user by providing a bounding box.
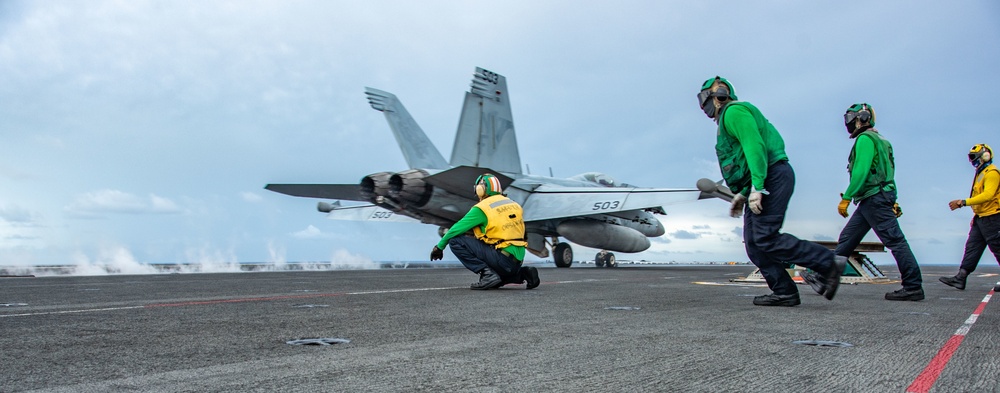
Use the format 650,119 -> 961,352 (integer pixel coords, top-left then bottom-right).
748,191 -> 764,215
729,193 -> 746,218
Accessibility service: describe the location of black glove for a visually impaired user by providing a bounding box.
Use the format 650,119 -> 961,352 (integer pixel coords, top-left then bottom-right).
430,246 -> 444,261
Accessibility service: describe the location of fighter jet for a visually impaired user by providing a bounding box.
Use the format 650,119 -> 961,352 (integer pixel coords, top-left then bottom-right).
266,67 -> 731,267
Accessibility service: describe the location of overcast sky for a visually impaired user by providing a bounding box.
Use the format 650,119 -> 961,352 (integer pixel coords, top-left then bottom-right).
1,1 -> 998,270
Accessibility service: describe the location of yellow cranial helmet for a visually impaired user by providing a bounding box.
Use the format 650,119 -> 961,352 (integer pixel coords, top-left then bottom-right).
969,143 -> 993,168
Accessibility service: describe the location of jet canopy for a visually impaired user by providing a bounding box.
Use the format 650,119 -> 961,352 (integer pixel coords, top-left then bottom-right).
570,172 -> 619,187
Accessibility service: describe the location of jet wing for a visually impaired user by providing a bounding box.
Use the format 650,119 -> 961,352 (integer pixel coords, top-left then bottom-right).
521,185 -> 702,222
423,165 -> 515,199
264,184 -> 366,202
323,204 -> 420,223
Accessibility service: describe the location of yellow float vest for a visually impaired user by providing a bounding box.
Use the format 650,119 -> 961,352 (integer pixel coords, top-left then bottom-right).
473,195 -> 527,249
970,164 -> 1000,217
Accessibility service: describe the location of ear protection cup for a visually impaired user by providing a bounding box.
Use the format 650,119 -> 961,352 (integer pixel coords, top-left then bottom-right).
857,104 -> 871,123
969,144 -> 994,167
844,103 -> 876,129
474,174 -> 502,198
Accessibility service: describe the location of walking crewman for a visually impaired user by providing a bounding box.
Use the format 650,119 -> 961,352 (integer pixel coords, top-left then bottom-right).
828,103 -> 924,301
939,143 -> 1000,292
697,76 -> 846,306
430,173 -> 540,290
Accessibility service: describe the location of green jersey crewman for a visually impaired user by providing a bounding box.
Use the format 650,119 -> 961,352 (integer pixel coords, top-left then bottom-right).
828,103 -> 923,301
698,76 -> 846,307
430,173 -> 540,290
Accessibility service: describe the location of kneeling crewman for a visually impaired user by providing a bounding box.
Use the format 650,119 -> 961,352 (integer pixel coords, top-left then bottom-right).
430,173 -> 540,290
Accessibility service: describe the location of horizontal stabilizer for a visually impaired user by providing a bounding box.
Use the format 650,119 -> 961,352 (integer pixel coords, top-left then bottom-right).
324,204 -> 420,223
264,184 -> 365,202
423,165 -> 515,200
521,186 -> 701,222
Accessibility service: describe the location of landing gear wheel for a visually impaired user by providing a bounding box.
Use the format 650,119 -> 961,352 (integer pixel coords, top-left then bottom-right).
594,252 -> 605,268
605,253 -> 617,268
554,243 -> 573,268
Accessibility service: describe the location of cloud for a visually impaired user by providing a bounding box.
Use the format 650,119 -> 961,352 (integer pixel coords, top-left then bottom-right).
732,227 -> 743,237
670,230 -> 701,240
241,192 -> 263,203
64,189 -> 183,218
0,205 -> 38,225
813,234 -> 834,241
291,225 -> 338,240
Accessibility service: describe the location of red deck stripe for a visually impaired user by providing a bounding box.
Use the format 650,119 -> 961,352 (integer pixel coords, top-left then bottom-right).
906,289 -> 994,393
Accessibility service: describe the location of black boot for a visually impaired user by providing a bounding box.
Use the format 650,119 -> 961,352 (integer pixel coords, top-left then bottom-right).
801,271 -> 825,295
519,266 -> 539,290
752,293 -> 801,307
885,287 -> 925,301
471,267 -> 502,290
938,269 -> 968,290
823,256 -> 847,301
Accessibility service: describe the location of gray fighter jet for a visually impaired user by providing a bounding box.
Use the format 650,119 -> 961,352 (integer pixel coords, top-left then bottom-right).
266,67 -> 731,267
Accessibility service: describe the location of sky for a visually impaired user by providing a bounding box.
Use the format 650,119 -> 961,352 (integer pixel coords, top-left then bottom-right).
1,1 -> 998,271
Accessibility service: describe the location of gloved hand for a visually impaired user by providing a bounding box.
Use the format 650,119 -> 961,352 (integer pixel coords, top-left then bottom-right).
748,191 -> 764,215
838,199 -> 850,218
892,202 -> 903,218
729,193 -> 746,218
430,246 -> 444,261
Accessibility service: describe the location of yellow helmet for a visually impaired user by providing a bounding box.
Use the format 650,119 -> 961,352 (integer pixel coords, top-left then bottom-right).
969,143 -> 993,168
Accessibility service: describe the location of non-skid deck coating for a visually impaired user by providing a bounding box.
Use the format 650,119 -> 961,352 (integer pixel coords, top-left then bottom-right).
1,264 -> 998,392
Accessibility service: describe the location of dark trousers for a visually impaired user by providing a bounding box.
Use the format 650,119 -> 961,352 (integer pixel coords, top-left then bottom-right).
958,214 -> 1000,273
448,236 -> 522,283
743,161 -> 835,296
835,189 -> 922,290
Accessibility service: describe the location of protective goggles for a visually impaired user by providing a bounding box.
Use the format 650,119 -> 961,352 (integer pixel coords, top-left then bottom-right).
843,110 -> 871,125
969,145 -> 990,162
698,86 -> 730,107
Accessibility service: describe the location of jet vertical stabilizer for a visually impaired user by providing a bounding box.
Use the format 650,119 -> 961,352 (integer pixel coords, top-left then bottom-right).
449,67 -> 522,174
365,87 -> 449,170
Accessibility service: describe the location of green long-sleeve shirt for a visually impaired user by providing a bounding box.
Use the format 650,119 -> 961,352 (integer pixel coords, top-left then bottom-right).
843,130 -> 895,202
843,134 -> 876,201
437,207 -> 526,261
718,103 -> 788,195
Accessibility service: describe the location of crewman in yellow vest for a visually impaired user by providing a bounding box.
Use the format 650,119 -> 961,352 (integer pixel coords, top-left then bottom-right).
940,144 -> 1000,291
430,173 -> 540,290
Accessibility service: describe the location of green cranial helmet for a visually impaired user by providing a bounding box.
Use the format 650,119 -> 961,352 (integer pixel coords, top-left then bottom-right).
843,103 -> 876,137
697,76 -> 738,118
475,173 -> 502,197
699,76 -> 738,101
844,103 -> 876,127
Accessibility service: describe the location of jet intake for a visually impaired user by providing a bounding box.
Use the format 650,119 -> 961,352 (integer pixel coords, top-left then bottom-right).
557,220 -> 650,253
360,172 -> 393,203
389,169 -> 433,207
